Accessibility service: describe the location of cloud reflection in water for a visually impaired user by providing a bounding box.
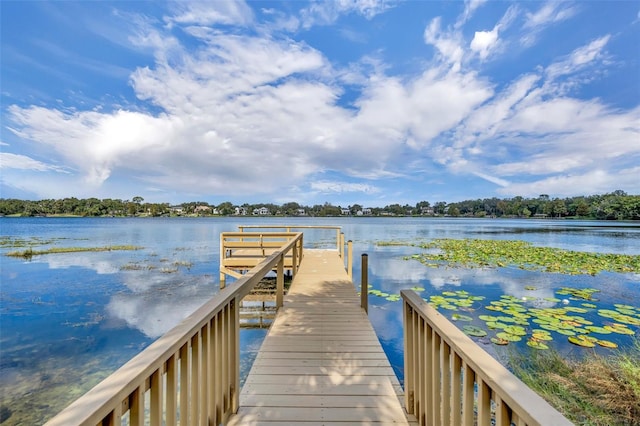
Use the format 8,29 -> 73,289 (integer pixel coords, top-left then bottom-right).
107,273 -> 217,338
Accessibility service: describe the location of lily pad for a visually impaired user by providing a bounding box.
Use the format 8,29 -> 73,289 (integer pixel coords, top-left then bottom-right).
603,325 -> 635,335
479,315 -> 499,322
451,314 -> 473,322
597,340 -> 618,349
441,304 -> 458,311
527,340 -> 549,350
491,337 -> 510,345
531,333 -> 553,341
484,321 -> 503,329
585,326 -> 612,334
568,335 -> 596,348
614,304 -> 635,310
503,325 -> 527,336
462,325 -> 487,337
496,332 -> 522,342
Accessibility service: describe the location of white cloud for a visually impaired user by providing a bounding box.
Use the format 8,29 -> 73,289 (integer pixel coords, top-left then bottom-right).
546,35 -> 611,79
469,5 -> 518,61
456,0 -> 488,28
473,171 -> 510,187
470,28 -> 499,60
7,107 -> 177,185
497,168 -> 640,198
521,1 -> 577,47
310,181 -> 380,194
300,0 -> 396,28
524,1 -> 576,29
261,8 -> 301,32
8,14 -> 497,199
166,1 -> 254,27
0,152 -> 69,173
424,17 -> 464,72
3,2 -> 638,202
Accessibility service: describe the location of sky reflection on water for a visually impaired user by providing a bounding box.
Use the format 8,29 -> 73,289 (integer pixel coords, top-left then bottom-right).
1,217 -> 639,424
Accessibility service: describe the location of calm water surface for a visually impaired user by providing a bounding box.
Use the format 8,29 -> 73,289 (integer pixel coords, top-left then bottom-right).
1,217 -> 639,424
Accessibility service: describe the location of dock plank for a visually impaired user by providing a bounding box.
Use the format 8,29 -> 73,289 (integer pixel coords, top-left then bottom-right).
228,249 -> 416,426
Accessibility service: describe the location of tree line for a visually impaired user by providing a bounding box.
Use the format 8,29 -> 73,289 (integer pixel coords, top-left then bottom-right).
0,190 -> 638,220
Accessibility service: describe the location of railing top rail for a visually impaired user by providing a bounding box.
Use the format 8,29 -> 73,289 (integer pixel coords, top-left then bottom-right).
238,225 -> 342,231
222,231 -> 301,238
45,233 -> 303,426
401,289 -> 573,426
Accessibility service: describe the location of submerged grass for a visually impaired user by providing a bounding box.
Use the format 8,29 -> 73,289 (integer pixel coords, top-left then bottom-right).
509,338 -> 640,425
6,245 -> 143,258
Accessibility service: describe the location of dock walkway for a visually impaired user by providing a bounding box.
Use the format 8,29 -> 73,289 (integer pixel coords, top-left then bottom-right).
228,249 -> 415,425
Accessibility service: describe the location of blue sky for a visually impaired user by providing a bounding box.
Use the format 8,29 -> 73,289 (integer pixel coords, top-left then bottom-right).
1,1 -> 639,207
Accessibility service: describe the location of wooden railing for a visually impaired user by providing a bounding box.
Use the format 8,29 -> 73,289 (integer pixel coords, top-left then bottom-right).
231,225 -> 351,279
238,225 -> 343,253
402,290 -> 574,426
44,233 -> 303,426
219,231 -> 303,286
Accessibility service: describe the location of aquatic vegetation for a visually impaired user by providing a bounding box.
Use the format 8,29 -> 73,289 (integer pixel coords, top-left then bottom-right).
120,263 -> 156,271
376,240 -> 415,246
6,245 -> 143,259
462,325 -> 487,337
173,260 -> 193,269
364,284 -> 639,351
404,238 -> 640,275
0,236 -> 64,248
509,338 -> 640,425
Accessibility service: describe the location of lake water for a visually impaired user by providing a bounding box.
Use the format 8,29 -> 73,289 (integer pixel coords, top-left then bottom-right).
1,217 -> 639,424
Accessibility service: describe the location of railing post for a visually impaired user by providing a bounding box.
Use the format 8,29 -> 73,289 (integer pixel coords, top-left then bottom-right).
336,228 -> 340,252
231,298 -> 240,413
403,300 -> 414,415
360,253 -> 368,314
295,234 -> 303,275
219,234 -> 226,289
347,240 -> 353,280
340,232 -> 345,258
276,254 -> 284,308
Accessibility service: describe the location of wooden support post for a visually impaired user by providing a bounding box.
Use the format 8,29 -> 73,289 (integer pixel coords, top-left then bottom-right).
361,253 -> 368,314
403,302 -> 414,415
276,254 -> 284,308
292,240 -> 298,277
347,240 -> 353,280
220,233 -> 226,289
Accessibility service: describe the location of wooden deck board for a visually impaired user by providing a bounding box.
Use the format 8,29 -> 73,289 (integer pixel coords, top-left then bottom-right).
228,249 -> 416,426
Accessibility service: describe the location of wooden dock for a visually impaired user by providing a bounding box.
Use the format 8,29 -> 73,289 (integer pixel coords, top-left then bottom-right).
228,249 -> 416,425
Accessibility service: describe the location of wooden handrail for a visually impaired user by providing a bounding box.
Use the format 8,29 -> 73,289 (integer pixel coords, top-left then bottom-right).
219,232 -> 303,286
226,226 -> 352,283
45,234 -> 303,426
401,290 -> 574,426
237,225 -> 343,251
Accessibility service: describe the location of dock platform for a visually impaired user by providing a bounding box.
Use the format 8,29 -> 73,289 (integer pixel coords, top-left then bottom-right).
228,249 -> 415,425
